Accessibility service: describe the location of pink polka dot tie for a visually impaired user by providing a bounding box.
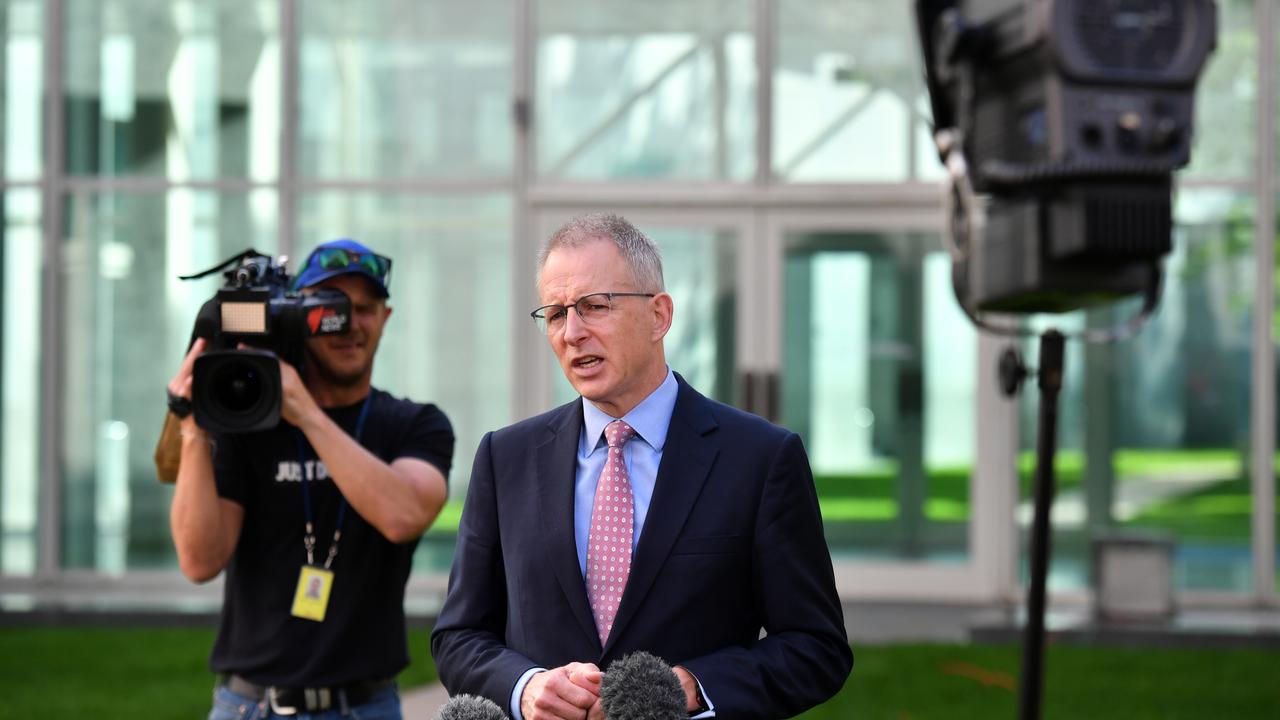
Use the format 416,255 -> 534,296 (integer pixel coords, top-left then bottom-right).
586,419 -> 637,646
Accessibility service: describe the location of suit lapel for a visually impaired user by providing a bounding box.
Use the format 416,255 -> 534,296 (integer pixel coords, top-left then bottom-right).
534,399 -> 601,649
604,377 -> 719,655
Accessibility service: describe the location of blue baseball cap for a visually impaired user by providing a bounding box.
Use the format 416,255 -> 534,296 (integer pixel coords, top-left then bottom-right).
292,238 -> 392,298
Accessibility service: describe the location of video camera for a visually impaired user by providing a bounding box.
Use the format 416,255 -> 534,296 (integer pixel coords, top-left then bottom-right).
916,0 -> 1217,315
182,250 -> 351,433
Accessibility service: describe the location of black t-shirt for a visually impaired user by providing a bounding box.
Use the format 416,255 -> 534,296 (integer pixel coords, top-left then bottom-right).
208,388 -> 454,687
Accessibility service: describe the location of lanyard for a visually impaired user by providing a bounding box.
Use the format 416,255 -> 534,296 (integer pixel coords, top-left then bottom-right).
296,392 -> 373,569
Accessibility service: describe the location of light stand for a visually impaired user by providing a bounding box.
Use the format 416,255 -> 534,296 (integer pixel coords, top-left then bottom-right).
939,132 -> 1165,719
998,331 -> 1063,720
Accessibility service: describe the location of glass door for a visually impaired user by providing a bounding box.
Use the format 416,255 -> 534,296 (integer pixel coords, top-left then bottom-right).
760,211 -> 1017,600
780,231 -> 973,562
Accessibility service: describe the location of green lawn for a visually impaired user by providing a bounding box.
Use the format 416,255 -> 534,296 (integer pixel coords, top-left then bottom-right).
0,626 -> 436,717
418,448 -> 1269,575
426,448 -> 1267,538
797,643 -> 1279,719
1,628 -> 1275,718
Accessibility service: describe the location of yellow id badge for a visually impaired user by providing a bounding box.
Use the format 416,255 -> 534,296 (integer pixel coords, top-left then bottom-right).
291,565 -> 334,622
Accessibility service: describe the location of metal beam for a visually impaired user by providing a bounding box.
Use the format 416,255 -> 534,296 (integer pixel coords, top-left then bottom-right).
37,0 -> 67,581
279,0 -> 299,259
777,86 -> 882,178
1252,0 -> 1276,607
546,41 -> 703,177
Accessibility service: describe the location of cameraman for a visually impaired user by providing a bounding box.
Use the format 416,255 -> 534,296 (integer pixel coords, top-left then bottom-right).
167,239 -> 455,718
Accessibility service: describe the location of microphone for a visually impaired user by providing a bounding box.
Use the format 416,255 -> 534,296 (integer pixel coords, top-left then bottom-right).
599,651 -> 687,720
433,694 -> 510,720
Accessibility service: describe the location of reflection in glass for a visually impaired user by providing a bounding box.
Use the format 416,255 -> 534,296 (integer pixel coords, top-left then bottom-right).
299,0 -> 513,179
2,0 -> 43,180
537,0 -> 756,180
546,226 -> 738,408
781,233 -> 974,562
297,192 -> 513,574
63,0 -> 279,179
774,0 -> 943,183
2,189 -> 41,574
60,191 -> 278,570
1021,189 -> 1255,592
1184,0 -> 1255,179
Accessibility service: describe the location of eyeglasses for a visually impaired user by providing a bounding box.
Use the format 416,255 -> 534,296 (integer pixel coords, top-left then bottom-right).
530,292 -> 655,334
306,247 -> 393,283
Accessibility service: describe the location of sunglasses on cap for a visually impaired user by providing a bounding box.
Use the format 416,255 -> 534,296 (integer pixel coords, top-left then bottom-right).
306,247 -> 393,280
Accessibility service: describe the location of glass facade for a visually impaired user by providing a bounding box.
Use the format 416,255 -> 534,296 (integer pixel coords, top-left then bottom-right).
0,0 -> 41,576
1,187 -> 40,575
1021,190 -> 1257,592
60,190 -> 277,570
299,0 -> 513,179
773,0 -> 942,182
1184,0 -> 1256,179
64,0 -> 280,179
0,0 -> 1274,607
2,0 -> 42,180
780,232 -> 975,562
536,0 -> 756,180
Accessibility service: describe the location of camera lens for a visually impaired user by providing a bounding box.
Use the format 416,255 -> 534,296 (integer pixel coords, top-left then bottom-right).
193,349 -> 282,433
212,362 -> 263,414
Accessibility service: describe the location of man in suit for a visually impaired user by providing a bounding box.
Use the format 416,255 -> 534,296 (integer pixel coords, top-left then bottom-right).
432,214 -> 851,719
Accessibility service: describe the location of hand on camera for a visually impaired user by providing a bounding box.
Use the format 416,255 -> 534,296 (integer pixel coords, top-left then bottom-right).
275,355 -> 319,429
167,338 -> 207,431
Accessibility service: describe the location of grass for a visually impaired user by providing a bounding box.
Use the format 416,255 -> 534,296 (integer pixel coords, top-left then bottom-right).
0,628 -> 1274,718
1127,476 -> 1256,539
796,643 -> 1279,719
0,626 -> 437,717
424,449 -> 1267,537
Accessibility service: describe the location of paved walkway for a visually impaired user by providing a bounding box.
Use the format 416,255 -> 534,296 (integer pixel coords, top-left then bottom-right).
1015,463 -> 1232,527
401,682 -> 451,717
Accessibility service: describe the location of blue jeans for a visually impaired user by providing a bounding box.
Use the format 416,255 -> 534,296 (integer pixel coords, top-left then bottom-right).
208,683 -> 402,720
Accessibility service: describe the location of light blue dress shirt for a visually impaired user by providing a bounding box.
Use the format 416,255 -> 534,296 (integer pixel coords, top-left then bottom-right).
572,368 -> 677,575
510,369 -> 714,719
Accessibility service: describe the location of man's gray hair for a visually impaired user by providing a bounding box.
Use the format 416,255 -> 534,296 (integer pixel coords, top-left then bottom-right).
537,213 -> 665,292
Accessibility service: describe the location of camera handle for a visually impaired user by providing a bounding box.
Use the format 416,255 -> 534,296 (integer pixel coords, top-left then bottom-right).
176,248 -> 277,282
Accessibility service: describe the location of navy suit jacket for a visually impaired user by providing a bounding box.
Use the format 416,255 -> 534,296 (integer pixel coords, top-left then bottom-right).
431,375 -> 852,718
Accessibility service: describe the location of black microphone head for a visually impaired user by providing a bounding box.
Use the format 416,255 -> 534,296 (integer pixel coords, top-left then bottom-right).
599,651 -> 686,720
433,693 -> 509,720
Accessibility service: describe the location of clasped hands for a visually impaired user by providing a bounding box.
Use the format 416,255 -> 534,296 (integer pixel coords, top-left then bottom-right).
520,662 -> 697,720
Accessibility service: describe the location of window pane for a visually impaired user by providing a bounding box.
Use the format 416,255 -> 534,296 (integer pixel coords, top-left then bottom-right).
2,0 -> 42,180
63,0 -> 280,179
545,225 -> 739,409
1021,189 -> 1255,593
60,191 -> 278,571
537,0 -> 756,180
2,188 -> 40,574
781,232 -> 975,562
296,192 -> 513,575
299,0 -> 513,179
774,0 -> 942,183
1184,0 -> 1255,180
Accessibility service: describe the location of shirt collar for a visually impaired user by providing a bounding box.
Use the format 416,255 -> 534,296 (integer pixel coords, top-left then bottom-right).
582,367 -> 678,452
